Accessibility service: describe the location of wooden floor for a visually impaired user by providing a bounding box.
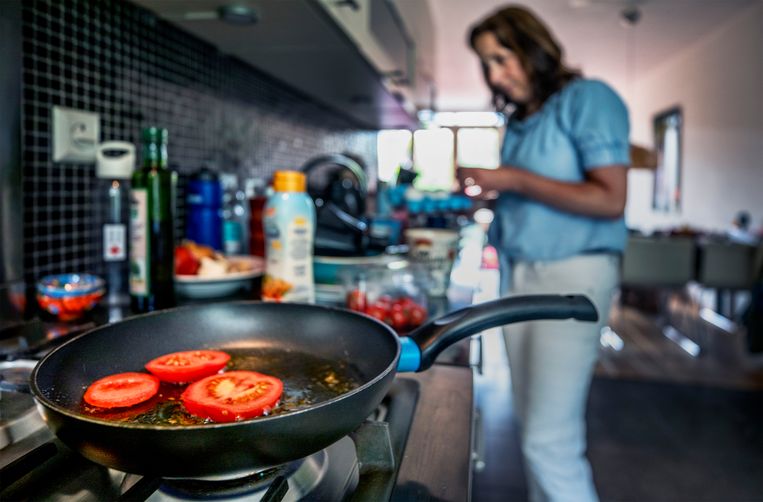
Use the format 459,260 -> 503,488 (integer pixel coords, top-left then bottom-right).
599,292 -> 763,390
471,271 -> 763,501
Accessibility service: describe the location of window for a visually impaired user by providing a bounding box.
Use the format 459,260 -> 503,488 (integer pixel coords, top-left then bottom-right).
377,129 -> 412,183
377,112 -> 503,192
456,128 -> 500,169
413,128 -> 454,191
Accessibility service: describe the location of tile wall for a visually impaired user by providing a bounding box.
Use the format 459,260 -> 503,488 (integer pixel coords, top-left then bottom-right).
20,0 -> 377,283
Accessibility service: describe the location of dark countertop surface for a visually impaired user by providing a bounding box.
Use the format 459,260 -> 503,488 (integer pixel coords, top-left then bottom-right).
393,365 -> 474,502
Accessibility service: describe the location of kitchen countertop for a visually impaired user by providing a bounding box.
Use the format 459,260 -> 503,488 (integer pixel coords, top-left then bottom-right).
0,277 -> 478,367
393,365 -> 474,501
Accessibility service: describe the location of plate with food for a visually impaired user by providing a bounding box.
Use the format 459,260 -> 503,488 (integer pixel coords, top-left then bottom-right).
174,241 -> 264,299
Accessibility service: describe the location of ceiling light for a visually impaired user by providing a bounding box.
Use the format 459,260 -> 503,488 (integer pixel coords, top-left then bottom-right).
217,4 -> 259,25
620,6 -> 642,27
178,3 -> 259,26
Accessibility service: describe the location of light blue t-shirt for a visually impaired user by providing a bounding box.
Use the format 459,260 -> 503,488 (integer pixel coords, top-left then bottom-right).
488,78 -> 630,262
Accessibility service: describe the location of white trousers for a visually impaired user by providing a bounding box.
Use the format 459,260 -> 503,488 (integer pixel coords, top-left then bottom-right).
503,253 -> 619,502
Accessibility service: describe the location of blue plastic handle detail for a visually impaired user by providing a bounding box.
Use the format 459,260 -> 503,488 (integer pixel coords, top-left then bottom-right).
397,337 -> 421,372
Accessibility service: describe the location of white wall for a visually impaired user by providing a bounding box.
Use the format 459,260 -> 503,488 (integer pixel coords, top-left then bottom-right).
625,2 -> 763,234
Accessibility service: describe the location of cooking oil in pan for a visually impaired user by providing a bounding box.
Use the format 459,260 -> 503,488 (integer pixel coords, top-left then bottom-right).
81,348 -> 364,425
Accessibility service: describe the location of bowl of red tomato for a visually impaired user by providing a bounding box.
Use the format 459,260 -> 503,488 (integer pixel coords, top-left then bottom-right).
344,262 -> 429,333
345,267 -> 429,332
36,273 -> 105,321
347,291 -> 428,333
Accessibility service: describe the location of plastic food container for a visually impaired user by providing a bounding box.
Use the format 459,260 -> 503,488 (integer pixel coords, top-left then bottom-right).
313,253 -> 407,286
36,273 -> 105,321
404,228 -> 461,297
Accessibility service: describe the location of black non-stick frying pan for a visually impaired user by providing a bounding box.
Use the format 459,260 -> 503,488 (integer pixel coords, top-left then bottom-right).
31,295 -> 597,478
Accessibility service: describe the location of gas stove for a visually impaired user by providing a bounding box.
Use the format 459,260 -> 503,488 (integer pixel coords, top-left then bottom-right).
0,322 -> 476,501
0,360 -> 419,501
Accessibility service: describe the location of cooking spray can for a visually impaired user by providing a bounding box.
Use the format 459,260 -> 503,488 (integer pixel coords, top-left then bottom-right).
262,171 -> 315,303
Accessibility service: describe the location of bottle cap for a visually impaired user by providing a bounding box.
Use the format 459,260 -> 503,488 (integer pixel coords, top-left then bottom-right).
273,170 -> 306,192
192,165 -> 219,182
245,178 -> 267,198
142,127 -> 168,145
96,141 -> 135,179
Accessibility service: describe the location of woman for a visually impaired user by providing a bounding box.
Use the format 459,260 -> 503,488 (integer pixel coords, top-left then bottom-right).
460,5 -> 629,502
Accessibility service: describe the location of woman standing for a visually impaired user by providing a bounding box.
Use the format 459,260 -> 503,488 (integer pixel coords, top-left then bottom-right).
460,5 -> 629,502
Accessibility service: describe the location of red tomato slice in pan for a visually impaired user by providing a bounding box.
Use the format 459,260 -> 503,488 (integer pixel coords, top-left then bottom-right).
145,350 -> 231,383
181,370 -> 284,423
84,372 -> 160,409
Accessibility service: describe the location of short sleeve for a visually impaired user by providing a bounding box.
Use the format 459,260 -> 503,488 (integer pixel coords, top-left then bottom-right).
563,80 -> 630,170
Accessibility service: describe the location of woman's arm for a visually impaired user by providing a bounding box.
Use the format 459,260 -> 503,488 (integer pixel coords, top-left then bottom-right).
457,165 -> 627,219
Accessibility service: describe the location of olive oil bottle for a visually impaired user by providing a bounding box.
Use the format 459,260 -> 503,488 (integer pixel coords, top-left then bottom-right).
129,127 -> 176,312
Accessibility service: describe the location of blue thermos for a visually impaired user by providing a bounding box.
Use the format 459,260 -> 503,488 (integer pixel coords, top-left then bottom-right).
186,167 -> 223,250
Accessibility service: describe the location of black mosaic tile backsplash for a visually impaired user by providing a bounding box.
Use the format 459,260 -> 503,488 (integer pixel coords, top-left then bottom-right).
20,0 -> 377,284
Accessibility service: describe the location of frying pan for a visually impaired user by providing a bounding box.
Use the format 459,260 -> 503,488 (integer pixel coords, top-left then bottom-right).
31,295 -> 597,478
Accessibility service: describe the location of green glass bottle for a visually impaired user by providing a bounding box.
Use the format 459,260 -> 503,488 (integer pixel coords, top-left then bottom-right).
129,127 -> 176,312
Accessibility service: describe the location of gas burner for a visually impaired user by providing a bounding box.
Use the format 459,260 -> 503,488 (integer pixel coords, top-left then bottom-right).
147,436 -> 359,501
0,360 -> 46,449
157,464 -> 290,499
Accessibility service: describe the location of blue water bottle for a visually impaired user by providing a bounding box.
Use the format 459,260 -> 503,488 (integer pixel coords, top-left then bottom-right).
186,167 -> 223,250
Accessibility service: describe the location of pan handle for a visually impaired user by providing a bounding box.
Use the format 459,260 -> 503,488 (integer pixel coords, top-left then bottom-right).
397,294 -> 598,372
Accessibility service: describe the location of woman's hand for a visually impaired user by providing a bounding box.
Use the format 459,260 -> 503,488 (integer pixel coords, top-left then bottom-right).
457,165 -> 627,219
456,166 -> 522,198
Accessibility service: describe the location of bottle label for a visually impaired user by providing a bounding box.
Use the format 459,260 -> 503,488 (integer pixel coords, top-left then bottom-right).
129,189 -> 150,296
263,198 -> 314,303
104,224 -> 126,262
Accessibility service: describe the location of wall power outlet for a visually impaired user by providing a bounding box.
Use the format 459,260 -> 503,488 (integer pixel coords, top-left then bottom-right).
52,106 -> 100,163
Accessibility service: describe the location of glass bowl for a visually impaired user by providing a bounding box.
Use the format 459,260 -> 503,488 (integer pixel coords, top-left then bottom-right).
36,273 -> 105,321
344,262 -> 429,334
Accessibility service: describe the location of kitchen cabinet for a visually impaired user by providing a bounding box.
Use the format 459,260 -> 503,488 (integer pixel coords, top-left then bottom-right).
318,0 -> 410,84
391,0 -> 437,110
133,0 -> 419,129
317,0 -> 436,113
315,0 -> 437,120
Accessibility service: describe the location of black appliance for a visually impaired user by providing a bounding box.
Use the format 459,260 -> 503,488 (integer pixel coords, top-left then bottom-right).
301,154 -> 385,257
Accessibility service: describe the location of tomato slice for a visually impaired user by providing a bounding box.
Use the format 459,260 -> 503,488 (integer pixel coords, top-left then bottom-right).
181,371 -> 283,423
83,372 -> 160,409
174,246 -> 200,275
145,350 -> 231,383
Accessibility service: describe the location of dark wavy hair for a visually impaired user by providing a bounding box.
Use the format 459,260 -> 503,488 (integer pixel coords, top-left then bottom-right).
469,5 -> 580,117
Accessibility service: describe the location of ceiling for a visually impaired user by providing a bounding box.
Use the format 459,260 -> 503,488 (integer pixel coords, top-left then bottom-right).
425,0 -> 759,111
